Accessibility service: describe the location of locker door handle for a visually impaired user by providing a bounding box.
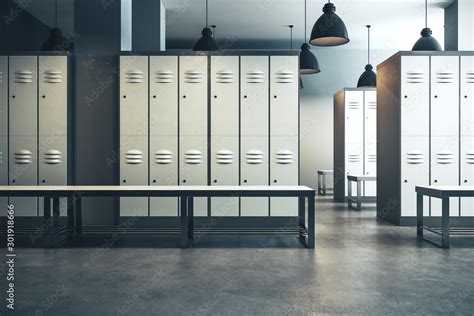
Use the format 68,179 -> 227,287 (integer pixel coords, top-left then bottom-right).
434,95 -> 438,99
243,95 -> 248,99
152,180 -> 157,183
273,95 -> 277,98
434,180 -> 438,183
153,95 -> 157,99
11,180 -> 15,183
42,95 -> 46,99
122,180 -> 127,183
273,180 -> 278,183
464,180 -> 468,183
243,180 -> 247,183
465,95 -> 468,99
41,180 -> 46,183
11,95 -> 15,99
404,180 -> 408,183
123,95 -> 126,98
182,95 -> 186,98
214,95 -> 217,99
404,95 -> 407,98
182,179 -> 187,183
213,180 -> 217,183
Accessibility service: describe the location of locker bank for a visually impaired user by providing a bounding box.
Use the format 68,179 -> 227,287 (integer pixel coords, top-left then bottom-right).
0,0 -> 473,314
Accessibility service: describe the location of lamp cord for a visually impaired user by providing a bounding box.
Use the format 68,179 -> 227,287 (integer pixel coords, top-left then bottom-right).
206,0 -> 209,27
304,0 -> 307,42
55,0 -> 58,28
290,25 -> 294,51
425,0 -> 428,28
367,25 -> 370,64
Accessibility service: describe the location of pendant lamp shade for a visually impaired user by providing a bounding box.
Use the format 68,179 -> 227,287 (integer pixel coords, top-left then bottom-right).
193,0 -> 221,51
357,25 -> 376,87
310,2 -> 349,46
299,0 -> 320,74
412,0 -> 442,51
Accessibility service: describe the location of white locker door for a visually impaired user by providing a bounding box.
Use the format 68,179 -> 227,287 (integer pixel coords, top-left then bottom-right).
150,56 -> 178,136
430,56 -> 459,137
364,90 -> 377,196
460,136 -> 474,216
120,136 -> 149,216
431,136 -> 459,216
460,56 -> 474,137
270,136 -> 298,217
120,56 -> 149,137
9,136 -> 37,216
150,136 -> 178,216
211,137 -> 239,217
270,56 -> 298,136
345,91 -> 364,144
180,136 -> 208,216
344,143 -> 364,196
241,136 -> 268,216
0,57 -> 7,215
400,56 -> 430,136
241,56 -> 269,137
401,137 -> 430,216
179,56 -> 208,137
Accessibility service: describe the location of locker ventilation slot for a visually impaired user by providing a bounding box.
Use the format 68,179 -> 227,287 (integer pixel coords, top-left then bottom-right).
185,150 -> 202,164
216,150 -> 234,164
405,71 -> 425,83
348,154 -> 361,163
125,71 -> 144,84
246,70 -> 264,83
14,70 -> 33,83
44,150 -> 62,165
216,70 -> 234,83
0,71 -> 3,83
275,70 -> 294,83
367,101 -> 377,109
406,151 -> 424,164
466,152 -> 474,164
246,150 -> 263,164
368,154 -> 377,162
436,152 -> 455,164
44,70 -> 63,83
155,71 -> 173,83
184,70 -> 203,83
155,150 -> 173,164
275,150 -> 294,164
14,150 -> 32,165
0,151 -> 3,164
125,150 -> 143,165
466,72 -> 474,83
436,72 -> 455,83
348,101 -> 361,110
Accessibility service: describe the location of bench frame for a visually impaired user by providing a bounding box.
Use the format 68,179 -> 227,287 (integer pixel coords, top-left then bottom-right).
347,175 -> 376,211
317,170 -> 333,196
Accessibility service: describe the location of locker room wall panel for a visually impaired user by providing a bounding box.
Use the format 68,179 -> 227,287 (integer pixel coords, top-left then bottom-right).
461,136 -> 474,216
38,56 -> 68,136
179,56 -> 208,137
120,56 -> 149,137
150,56 -> 178,137
270,56 -> 298,136
461,56 -> 474,136
240,56 -> 269,137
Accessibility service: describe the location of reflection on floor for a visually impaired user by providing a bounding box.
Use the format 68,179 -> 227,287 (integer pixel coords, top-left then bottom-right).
5,196 -> 474,314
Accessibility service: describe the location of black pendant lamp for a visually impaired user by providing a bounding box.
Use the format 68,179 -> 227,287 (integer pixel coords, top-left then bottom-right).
41,0 -> 72,51
300,0 -> 320,74
193,0 -> 220,51
310,0 -> 349,46
412,0 -> 442,51
357,25 -> 376,87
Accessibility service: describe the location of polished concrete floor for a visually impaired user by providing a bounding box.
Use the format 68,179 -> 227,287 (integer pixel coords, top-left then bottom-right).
4,196 -> 474,315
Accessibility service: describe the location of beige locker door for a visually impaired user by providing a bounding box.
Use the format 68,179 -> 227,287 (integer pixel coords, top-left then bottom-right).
461,56 -> 474,137
364,90 -> 377,196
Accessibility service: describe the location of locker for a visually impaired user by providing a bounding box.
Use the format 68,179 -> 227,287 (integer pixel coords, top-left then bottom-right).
120,136 -> 149,216
364,141 -> 377,196
38,136 -> 67,185
179,136 -> 208,216
344,142 -> 364,196
241,56 -> 269,137
461,56 -> 474,136
150,136 -> 178,216
38,56 -> 68,136
401,136 -> 430,216
150,56 -> 178,137
9,56 -> 37,137
240,136 -> 268,216
364,90 -> 377,196
179,56 -> 208,137
400,56 -> 430,136
270,56 -> 298,136
345,91 -> 364,144
0,137 -> 6,216
430,136 -> 459,216
120,56 -> 149,136
430,56 -> 459,137
270,136 -> 298,217
211,56 -> 239,136
0,57 -> 7,216
211,136 -> 239,217
9,136 -> 37,216
460,136 -> 474,216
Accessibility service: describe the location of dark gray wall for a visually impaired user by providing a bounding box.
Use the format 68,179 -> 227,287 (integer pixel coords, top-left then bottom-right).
445,0 -> 458,50
132,0 -> 163,51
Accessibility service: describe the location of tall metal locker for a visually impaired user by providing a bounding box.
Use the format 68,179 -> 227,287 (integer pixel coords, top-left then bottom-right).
460,56 -> 474,216
0,57 -> 7,215
38,56 -> 69,216
210,56 -> 239,217
240,56 -> 269,216
364,90 -> 377,196
120,56 -> 149,216
270,55 -> 299,216
149,56 -> 179,216
9,56 -> 38,216
179,55 -> 208,216
430,56 -> 459,216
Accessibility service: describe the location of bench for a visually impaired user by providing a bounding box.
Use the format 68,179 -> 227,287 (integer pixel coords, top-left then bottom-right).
0,185 -> 316,249
347,175 -> 377,211
317,170 -> 333,196
416,185 -> 474,248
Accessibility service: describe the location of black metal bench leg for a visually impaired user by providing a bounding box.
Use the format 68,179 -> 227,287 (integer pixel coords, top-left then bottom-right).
67,196 -> 74,241
417,192 -> 423,237
180,196 -> 188,248
188,197 -> 194,241
75,196 -> 82,239
43,197 -> 52,247
52,197 -> 60,247
442,197 -> 450,248
307,196 -> 315,249
298,196 -> 305,238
